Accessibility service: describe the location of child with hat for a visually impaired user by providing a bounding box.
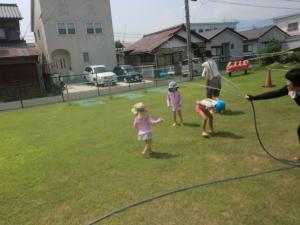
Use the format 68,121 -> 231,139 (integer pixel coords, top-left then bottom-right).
195,98 -> 225,137
131,102 -> 163,158
167,81 -> 184,126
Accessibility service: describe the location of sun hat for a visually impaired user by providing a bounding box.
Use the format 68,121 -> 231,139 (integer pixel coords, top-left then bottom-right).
131,102 -> 145,115
215,100 -> 225,113
168,81 -> 178,89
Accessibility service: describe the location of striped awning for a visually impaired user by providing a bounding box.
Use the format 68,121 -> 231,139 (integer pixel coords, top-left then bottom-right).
0,4 -> 23,19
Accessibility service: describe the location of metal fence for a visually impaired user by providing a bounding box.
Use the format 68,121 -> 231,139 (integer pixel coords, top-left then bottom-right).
0,73 -> 201,111
1,56 -> 249,111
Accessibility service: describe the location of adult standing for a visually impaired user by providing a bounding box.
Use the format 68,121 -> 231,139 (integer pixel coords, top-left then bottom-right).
202,50 -> 221,99
245,68 -> 300,160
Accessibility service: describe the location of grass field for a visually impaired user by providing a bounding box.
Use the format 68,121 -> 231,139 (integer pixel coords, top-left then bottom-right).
0,66 -> 299,225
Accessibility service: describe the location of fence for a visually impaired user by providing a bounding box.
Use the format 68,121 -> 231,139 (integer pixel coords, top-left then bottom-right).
0,73 -> 198,111
1,57 -> 246,111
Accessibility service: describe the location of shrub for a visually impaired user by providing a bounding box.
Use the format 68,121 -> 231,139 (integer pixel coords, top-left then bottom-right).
260,39 -> 281,65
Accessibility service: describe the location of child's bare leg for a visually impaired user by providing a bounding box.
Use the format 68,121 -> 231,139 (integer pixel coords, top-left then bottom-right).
202,118 -> 207,132
148,139 -> 153,153
172,111 -> 177,126
177,110 -> 183,124
198,109 -> 210,137
207,113 -> 214,133
143,140 -> 151,157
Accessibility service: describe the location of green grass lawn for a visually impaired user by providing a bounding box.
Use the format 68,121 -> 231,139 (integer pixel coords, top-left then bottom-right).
1,66 -> 299,225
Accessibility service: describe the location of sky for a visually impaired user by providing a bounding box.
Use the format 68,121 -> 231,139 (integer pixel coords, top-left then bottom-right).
2,0 -> 300,43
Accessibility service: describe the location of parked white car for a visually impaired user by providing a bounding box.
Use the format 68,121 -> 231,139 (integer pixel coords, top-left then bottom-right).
84,65 -> 117,86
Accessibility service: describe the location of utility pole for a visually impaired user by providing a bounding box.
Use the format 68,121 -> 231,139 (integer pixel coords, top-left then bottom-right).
184,0 -> 195,80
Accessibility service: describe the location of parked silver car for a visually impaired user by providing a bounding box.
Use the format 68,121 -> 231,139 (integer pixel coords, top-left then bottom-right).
182,58 -> 203,77
84,65 -> 117,86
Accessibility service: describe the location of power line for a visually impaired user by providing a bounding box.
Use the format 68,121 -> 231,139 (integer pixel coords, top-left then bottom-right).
208,0 -> 300,10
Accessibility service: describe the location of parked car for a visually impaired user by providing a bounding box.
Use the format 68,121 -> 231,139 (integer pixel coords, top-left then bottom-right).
113,65 -> 143,83
84,65 -> 117,86
182,58 -> 203,77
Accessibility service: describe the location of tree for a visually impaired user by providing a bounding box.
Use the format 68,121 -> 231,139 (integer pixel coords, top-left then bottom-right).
115,40 -> 123,49
261,39 -> 281,65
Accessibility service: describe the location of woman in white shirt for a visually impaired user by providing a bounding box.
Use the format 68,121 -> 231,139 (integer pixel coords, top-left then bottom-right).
202,50 -> 221,99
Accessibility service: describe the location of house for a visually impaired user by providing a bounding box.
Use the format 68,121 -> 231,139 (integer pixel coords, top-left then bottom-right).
31,0 -> 117,75
200,27 -> 247,59
273,12 -> 300,36
282,35 -> 300,51
0,4 -> 42,100
124,24 -> 207,68
240,26 -> 289,56
190,21 -> 239,33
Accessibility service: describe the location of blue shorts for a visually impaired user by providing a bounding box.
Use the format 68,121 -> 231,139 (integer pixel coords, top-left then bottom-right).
138,132 -> 153,141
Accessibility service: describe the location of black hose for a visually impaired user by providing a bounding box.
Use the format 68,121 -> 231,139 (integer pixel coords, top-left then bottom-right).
250,101 -> 300,167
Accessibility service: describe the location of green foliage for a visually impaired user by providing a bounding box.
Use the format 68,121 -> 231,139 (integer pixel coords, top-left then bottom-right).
260,39 -> 282,65
115,40 -> 124,48
279,51 -> 300,64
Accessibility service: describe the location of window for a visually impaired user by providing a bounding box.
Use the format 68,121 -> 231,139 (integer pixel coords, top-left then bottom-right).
86,22 -> 103,34
86,23 -> 94,33
141,54 -> 154,63
83,52 -> 90,63
57,23 -> 66,35
212,46 -> 222,56
231,43 -> 234,49
0,28 -> 6,39
67,23 -> 76,34
243,44 -> 253,52
85,67 -> 92,72
198,29 -> 203,33
288,22 -> 298,32
94,23 -> 102,33
205,29 -> 210,32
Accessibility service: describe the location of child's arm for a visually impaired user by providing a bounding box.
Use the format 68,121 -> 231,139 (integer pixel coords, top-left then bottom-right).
178,91 -> 183,107
133,118 -> 138,128
149,117 -> 163,125
167,92 -> 171,107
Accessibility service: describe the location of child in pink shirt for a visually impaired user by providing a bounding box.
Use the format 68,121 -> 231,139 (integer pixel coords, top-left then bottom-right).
167,81 -> 183,126
131,102 -> 163,158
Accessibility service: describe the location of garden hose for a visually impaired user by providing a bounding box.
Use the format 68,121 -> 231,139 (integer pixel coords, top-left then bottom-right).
250,101 -> 300,167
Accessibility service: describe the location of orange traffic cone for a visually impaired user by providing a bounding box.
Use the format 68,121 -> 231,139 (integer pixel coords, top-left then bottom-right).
263,66 -> 275,88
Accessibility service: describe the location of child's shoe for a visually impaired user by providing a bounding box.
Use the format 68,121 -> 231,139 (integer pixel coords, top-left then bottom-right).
208,130 -> 215,135
202,132 -> 210,137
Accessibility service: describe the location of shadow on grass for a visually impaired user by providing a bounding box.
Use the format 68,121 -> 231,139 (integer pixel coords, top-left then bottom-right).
183,122 -> 199,127
150,152 -> 180,159
212,131 -> 243,139
222,110 -> 245,116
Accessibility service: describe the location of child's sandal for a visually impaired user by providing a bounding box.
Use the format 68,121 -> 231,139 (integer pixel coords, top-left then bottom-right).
202,132 -> 210,138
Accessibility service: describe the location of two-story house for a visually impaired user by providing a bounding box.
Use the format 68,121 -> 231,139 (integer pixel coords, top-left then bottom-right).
31,0 -> 117,75
273,13 -> 300,51
0,4 -> 42,100
273,12 -> 300,36
0,3 -> 26,47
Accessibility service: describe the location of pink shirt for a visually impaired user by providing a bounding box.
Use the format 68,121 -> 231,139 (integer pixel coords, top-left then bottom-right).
167,90 -> 182,111
133,117 -> 162,135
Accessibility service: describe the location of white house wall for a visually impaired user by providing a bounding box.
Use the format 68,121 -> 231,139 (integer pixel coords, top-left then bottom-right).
33,0 -> 116,74
206,31 -> 244,58
274,14 -> 300,36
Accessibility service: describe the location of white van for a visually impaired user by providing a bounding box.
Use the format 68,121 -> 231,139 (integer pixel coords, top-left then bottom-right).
83,65 -> 117,86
